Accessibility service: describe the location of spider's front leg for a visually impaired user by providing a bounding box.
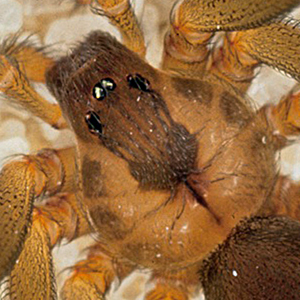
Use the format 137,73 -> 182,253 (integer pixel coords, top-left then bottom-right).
0,35 -> 67,129
163,0 -> 300,92
92,0 -> 145,56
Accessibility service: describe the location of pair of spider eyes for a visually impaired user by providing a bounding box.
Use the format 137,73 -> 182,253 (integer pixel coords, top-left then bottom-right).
87,74 -> 151,136
92,78 -> 116,101
92,74 -> 151,101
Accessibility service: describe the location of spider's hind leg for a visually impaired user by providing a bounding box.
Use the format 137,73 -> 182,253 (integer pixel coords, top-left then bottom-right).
0,148 -> 90,299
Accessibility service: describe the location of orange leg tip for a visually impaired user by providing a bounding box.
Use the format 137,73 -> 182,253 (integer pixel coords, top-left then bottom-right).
264,85 -> 300,140
75,0 -> 92,5
61,254 -> 116,299
52,114 -> 68,129
145,283 -> 189,300
95,0 -> 129,16
61,275 -> 105,300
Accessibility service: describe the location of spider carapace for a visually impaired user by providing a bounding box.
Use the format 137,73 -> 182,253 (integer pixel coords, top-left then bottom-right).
1,0 -> 300,299
47,29 -> 276,270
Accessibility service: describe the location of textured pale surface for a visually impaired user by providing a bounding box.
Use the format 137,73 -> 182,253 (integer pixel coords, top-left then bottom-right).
0,0 -> 300,299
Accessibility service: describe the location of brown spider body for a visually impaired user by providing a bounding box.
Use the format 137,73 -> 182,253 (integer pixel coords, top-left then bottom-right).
1,1 -> 300,299
47,31 -> 276,275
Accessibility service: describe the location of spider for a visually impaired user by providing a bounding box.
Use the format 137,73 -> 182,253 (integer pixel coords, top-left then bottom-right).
1,0 -> 300,299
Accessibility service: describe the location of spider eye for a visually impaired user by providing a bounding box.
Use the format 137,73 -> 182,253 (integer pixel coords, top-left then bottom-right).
127,73 -> 150,91
101,78 -> 116,91
92,83 -> 107,101
85,111 -> 103,135
92,78 -> 116,100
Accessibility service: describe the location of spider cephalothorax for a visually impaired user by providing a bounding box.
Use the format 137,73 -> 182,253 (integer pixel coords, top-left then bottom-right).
1,1 -> 300,299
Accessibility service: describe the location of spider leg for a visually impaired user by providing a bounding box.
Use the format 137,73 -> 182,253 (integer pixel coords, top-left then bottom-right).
259,176 -> 300,221
145,283 -> 188,300
0,34 -> 67,129
162,1 -> 213,77
259,83 -> 300,148
7,208 -> 57,300
162,0 -> 300,89
173,0 -> 299,33
209,20 -> 300,86
61,245 -> 134,299
0,148 -> 90,286
207,32 -> 259,94
199,216 -> 300,300
144,266 -> 202,300
7,192 -> 91,300
91,0 -> 146,57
